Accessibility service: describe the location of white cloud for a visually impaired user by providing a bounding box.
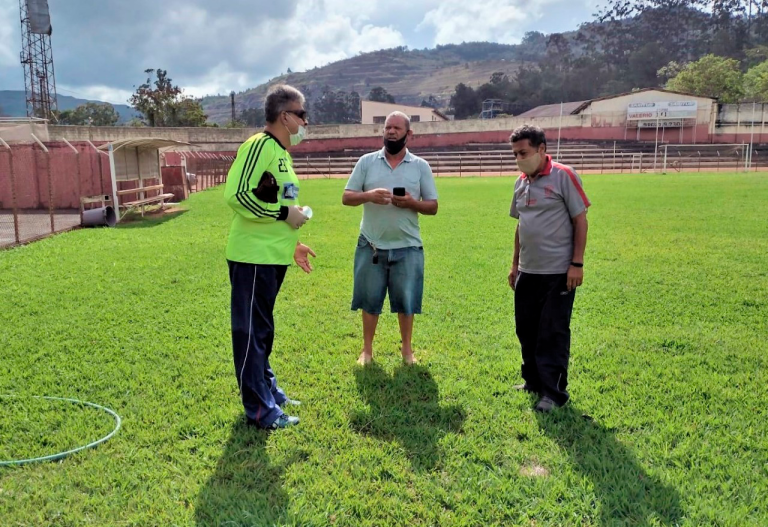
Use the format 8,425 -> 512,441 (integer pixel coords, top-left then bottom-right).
352,24 -> 406,53
0,0 -> 18,66
89,1 -> 405,97
418,0 -> 553,45
285,12 -> 405,74
0,0 -> 595,100
57,84 -> 133,105
278,2 -> 405,74
318,0 -> 378,24
91,2 -> 406,98
182,64 -> 252,98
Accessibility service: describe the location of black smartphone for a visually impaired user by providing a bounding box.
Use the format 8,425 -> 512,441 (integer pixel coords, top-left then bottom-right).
393,187 -> 405,196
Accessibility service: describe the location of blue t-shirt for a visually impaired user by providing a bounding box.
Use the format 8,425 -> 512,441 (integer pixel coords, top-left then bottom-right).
345,148 -> 438,249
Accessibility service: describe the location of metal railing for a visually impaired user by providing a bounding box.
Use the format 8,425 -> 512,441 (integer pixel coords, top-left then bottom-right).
289,147 -> 760,178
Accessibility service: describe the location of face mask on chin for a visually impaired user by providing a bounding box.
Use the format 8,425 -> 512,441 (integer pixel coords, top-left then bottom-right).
383,134 -> 407,155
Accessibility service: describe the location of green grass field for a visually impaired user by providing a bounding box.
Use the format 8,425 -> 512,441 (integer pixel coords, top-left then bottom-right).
1,173 -> 767,526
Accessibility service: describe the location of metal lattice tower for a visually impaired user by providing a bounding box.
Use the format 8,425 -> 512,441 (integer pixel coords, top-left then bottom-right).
480,99 -> 505,120
19,0 -> 58,119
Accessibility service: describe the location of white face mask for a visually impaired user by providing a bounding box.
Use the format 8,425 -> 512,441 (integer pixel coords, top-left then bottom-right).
517,152 -> 542,175
285,114 -> 306,146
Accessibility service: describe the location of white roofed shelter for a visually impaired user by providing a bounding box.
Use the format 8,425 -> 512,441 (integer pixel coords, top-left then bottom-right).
97,138 -> 191,220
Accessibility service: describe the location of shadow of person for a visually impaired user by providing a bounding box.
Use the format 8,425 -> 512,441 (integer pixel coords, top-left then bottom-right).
536,406 -> 683,526
351,363 -> 465,471
195,420 -> 294,526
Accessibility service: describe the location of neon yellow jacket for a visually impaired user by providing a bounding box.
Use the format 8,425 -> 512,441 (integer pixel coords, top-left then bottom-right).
224,132 -> 301,265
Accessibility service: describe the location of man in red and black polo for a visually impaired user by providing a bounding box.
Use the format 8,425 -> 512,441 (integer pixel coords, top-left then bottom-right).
508,125 -> 590,413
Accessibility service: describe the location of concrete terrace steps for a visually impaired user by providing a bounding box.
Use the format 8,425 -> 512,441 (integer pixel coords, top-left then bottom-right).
292,151 -> 745,166
291,142 -> 753,176
297,141 -> 746,159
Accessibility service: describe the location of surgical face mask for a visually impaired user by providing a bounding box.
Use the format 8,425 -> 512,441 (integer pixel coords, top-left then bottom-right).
285,114 -> 306,146
517,151 -> 542,175
383,134 -> 407,155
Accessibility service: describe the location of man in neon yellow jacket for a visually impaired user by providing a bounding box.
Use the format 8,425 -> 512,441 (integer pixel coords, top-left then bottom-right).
224,84 -> 315,430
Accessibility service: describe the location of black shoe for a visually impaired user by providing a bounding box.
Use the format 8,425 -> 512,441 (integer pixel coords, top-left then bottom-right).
534,396 -> 558,413
513,383 -> 538,394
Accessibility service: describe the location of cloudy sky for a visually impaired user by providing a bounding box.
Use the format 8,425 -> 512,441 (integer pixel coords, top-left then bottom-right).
0,0 -> 597,105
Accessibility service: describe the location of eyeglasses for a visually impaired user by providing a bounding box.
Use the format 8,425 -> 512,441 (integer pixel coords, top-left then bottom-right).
285,109 -> 308,120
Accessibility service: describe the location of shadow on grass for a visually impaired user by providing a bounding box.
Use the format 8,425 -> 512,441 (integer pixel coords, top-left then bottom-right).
116,209 -> 188,229
351,363 -> 465,471
195,420 -> 293,526
536,406 -> 683,526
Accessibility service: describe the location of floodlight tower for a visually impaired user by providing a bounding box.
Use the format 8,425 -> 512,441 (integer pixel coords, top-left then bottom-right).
19,0 -> 58,119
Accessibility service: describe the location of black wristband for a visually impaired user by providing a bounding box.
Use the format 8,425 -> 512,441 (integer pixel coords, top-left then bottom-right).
277,206 -> 289,221
570,262 -> 583,268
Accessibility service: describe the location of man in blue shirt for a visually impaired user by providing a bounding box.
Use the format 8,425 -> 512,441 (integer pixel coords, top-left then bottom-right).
342,112 -> 439,365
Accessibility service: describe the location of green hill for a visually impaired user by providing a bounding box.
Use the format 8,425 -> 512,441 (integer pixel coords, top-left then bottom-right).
201,43 -> 534,124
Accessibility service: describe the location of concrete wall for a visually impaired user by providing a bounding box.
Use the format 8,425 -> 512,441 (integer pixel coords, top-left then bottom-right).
0,122 -> 50,143
0,142 -> 110,210
718,103 -> 768,124
1,100 -> 764,160
43,114 -> 579,143
35,118 -> 758,154
33,106 -> 716,149
29,121 -> 768,150
710,125 -> 768,144
46,125 -> 253,145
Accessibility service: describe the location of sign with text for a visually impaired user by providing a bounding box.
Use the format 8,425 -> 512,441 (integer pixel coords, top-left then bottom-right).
638,120 -> 684,128
627,101 -> 698,120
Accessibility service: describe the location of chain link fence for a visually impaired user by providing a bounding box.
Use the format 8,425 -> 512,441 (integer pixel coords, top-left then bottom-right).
1,140 -> 110,249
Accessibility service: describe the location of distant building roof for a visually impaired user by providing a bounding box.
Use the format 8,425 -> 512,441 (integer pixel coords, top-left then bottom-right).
517,101 -> 587,118
517,88 -> 717,119
361,100 -> 448,120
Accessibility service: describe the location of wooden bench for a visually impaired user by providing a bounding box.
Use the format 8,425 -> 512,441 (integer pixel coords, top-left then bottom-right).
118,184 -> 175,216
117,184 -> 165,196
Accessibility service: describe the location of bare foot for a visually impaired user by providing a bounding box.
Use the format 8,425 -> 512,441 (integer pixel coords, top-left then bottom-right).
357,351 -> 373,366
401,352 -> 418,365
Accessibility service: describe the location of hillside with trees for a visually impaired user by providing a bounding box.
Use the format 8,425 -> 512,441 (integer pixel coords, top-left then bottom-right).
204,0 -> 768,124
201,43 -> 526,124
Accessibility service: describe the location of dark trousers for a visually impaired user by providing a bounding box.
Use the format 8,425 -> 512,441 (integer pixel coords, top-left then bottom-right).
228,260 -> 288,427
514,272 -> 576,406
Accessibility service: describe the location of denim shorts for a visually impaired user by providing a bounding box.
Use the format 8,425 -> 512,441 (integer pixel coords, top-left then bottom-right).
351,235 -> 424,315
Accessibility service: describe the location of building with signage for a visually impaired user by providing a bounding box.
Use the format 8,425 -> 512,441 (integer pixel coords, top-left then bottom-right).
517,88 -> 716,143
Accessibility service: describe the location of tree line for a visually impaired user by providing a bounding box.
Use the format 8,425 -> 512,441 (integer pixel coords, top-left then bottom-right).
450,1 -> 768,118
